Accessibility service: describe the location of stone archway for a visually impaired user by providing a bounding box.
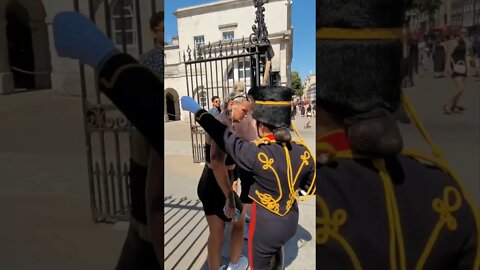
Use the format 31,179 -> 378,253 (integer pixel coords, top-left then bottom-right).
3,0 -> 51,91
6,0 -> 34,89
165,88 -> 180,121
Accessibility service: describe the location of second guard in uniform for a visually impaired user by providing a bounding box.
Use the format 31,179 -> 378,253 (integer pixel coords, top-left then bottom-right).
181,86 -> 316,270
316,0 -> 480,269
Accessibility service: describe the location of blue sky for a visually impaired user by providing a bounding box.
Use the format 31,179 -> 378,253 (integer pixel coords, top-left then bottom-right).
164,0 -> 315,81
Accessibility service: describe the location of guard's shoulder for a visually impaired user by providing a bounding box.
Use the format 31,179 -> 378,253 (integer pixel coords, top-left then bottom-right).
290,140 -> 314,154
397,152 -> 460,187
253,137 -> 275,146
400,150 -> 450,172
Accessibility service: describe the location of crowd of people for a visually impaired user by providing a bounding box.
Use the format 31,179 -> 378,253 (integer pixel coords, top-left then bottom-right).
403,25 -> 480,82
290,102 -> 314,128
403,24 -> 480,115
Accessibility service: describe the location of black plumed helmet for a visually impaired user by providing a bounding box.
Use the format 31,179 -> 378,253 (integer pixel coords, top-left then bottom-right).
248,86 -> 293,129
316,0 -> 407,156
316,0 -> 405,116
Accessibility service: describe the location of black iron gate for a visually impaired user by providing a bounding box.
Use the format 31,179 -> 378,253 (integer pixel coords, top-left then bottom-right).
73,0 -> 160,223
184,0 -> 274,163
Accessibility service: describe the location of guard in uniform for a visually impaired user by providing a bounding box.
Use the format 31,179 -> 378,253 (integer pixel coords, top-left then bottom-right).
181,86 -> 316,270
52,12 -> 163,154
52,12 -> 164,268
316,1 -> 479,269
115,11 -> 164,270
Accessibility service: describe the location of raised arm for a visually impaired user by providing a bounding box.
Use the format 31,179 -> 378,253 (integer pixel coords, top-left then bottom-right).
52,12 -> 163,154
195,109 -> 258,171
180,99 -> 259,172
96,53 -> 163,154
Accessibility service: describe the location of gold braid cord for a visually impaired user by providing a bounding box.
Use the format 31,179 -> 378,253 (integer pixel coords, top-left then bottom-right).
314,73 -> 480,268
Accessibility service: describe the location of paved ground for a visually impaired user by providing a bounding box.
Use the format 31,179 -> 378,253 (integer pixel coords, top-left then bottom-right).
0,91 -> 125,270
0,70 -> 478,269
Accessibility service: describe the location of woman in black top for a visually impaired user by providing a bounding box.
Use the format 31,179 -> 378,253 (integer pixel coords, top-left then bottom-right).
444,28 -> 469,114
200,90 -> 251,270
304,104 -> 312,129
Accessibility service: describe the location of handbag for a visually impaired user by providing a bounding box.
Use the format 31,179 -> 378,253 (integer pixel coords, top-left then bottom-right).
453,60 -> 466,74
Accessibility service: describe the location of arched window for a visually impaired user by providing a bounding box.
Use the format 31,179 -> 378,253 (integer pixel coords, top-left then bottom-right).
111,0 -> 136,46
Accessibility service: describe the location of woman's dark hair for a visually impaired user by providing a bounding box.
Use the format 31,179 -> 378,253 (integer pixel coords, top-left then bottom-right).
273,127 -> 292,142
149,11 -> 164,30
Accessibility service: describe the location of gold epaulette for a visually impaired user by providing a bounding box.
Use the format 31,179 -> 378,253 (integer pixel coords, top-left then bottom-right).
254,137 -> 275,146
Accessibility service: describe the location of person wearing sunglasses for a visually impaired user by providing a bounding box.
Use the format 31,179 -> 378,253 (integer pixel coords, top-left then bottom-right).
209,96 -> 222,116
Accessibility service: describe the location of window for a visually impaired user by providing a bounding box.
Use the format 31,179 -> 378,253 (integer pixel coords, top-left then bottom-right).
228,60 -> 251,80
195,88 -> 207,107
112,0 -> 136,46
194,36 -> 205,47
238,60 -> 250,79
223,31 -> 234,41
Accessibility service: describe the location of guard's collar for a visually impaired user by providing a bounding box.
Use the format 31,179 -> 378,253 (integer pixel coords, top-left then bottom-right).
318,129 -> 351,152
263,133 -> 275,141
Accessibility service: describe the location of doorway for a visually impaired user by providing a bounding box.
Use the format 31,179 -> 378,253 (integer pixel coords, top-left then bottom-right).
6,0 -> 35,89
166,93 -> 176,121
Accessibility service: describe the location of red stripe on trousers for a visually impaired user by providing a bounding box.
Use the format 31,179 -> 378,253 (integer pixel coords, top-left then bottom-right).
248,202 -> 257,270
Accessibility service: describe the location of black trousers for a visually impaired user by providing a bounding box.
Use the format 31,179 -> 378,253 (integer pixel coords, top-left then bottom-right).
248,202 -> 298,270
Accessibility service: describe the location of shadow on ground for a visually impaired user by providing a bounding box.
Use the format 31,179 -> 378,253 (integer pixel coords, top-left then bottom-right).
198,216 -> 313,269
164,196 -> 209,270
